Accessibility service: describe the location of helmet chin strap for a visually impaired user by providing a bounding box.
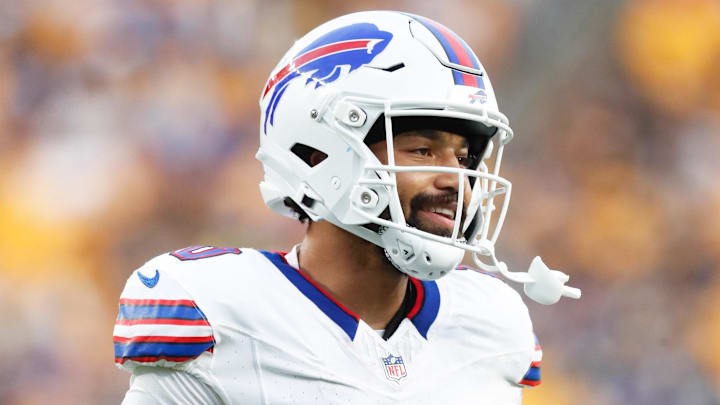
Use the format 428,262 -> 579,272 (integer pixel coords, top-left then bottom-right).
471,240 -> 582,305
379,226 -> 464,280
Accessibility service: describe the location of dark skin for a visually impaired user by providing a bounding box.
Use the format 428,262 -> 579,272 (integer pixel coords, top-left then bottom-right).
298,131 -> 473,329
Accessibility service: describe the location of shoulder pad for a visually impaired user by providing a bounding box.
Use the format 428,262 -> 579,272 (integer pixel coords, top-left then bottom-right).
444,265 -> 538,385
112,255 -> 215,371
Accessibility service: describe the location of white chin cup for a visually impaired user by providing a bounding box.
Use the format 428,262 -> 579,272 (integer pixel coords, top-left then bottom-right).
380,226 -> 464,280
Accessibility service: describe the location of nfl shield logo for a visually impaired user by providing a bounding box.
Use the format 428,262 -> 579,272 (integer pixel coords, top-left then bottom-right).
381,354 -> 407,382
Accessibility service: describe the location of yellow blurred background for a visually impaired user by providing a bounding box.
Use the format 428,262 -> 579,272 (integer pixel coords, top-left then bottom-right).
0,0 -> 718,403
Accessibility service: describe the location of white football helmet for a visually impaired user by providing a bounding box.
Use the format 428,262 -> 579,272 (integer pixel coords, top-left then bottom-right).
256,11 -> 580,304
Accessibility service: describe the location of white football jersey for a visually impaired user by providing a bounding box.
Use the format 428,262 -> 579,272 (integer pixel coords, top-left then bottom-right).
114,245 -> 542,404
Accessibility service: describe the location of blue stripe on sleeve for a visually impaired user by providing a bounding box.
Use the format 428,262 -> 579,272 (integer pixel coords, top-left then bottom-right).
523,366 -> 541,381
117,304 -> 207,321
114,341 -> 214,358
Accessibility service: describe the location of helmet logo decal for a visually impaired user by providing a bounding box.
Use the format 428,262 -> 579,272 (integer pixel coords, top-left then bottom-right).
404,13 -> 484,88
262,23 -> 393,133
468,89 -> 487,104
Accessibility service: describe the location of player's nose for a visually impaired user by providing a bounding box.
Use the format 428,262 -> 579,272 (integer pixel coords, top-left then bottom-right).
433,151 -> 463,192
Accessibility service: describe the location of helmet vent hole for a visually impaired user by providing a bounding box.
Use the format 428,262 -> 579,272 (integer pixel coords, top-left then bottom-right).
424,254 -> 431,264
290,143 -> 328,167
392,249 -> 398,255
428,272 -> 434,277
440,270 -> 446,275
301,195 -> 315,208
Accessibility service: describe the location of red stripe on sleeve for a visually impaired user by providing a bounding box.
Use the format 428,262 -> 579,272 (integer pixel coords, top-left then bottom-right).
119,299 -> 198,307
115,355 -> 196,364
115,318 -> 210,326
520,379 -> 541,387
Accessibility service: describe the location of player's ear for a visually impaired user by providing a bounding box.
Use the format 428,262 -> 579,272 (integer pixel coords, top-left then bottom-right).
310,150 -> 328,167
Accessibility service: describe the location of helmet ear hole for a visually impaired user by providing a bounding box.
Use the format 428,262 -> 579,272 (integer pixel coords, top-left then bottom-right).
290,143 -> 328,167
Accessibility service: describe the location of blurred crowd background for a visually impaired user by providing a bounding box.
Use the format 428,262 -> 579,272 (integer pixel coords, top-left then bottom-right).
0,0 -> 719,403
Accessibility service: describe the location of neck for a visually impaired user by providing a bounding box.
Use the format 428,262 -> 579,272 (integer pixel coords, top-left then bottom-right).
297,221 -> 409,330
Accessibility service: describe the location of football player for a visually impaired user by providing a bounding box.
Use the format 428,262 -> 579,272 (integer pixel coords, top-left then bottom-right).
114,11 -> 580,404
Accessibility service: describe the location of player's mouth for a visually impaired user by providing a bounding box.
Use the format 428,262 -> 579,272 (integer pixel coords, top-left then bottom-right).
417,205 -> 457,231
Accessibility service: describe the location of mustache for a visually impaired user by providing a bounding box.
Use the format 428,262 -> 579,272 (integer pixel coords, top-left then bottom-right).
406,191 -> 467,238
410,191 -> 469,227
410,192 -> 459,213
375,191 -> 468,233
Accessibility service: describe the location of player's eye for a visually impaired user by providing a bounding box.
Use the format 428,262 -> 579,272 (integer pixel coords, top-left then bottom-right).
410,148 -> 431,156
459,153 -> 479,169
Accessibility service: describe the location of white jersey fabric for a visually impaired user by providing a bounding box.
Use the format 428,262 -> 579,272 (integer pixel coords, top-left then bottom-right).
114,245 -> 542,404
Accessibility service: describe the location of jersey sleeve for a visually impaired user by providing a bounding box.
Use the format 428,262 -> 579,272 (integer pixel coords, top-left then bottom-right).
447,268 -> 542,390
121,366 -> 223,405
518,333 -> 543,387
113,257 -> 215,371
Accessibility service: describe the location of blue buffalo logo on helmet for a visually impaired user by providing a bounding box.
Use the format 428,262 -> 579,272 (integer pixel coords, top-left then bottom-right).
262,23 -> 393,133
468,89 -> 488,104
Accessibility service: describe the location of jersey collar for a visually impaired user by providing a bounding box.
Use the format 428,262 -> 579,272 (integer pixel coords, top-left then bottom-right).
407,277 -> 440,339
259,248 -> 440,341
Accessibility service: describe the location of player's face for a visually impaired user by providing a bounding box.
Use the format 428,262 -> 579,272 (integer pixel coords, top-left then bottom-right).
370,131 -> 473,238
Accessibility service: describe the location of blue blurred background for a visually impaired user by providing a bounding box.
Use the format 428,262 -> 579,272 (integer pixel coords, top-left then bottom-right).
1,0 -> 719,403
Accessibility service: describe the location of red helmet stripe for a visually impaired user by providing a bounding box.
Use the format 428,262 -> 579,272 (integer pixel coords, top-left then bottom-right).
422,19 -> 480,87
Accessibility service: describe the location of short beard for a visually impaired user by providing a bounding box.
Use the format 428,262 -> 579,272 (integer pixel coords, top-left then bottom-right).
406,191 -> 465,238
369,192 -> 467,238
